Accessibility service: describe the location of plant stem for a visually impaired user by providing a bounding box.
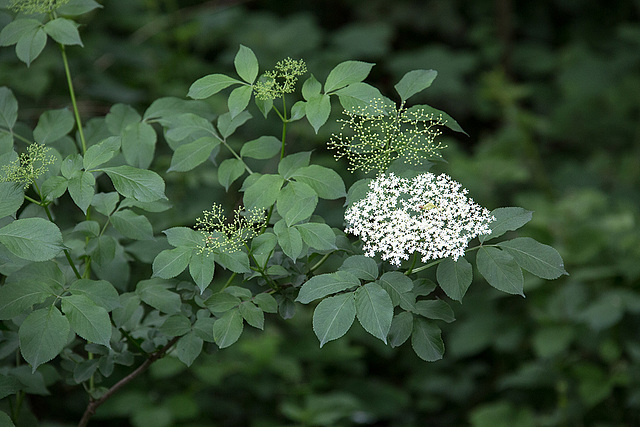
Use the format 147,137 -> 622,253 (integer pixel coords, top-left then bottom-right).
59,44 -> 87,155
77,337 -> 180,427
221,139 -> 253,174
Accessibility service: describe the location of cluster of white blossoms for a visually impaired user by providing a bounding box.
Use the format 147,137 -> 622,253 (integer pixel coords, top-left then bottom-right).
345,173 -> 494,266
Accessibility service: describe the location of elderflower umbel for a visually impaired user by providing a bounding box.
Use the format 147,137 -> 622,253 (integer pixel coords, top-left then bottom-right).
329,99 -> 446,173
195,204 -> 265,254
1,143 -> 55,189
10,0 -> 69,13
345,173 -> 494,266
253,58 -> 307,100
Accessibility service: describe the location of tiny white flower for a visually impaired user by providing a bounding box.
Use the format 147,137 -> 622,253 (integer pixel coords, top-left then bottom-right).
345,173 -> 494,266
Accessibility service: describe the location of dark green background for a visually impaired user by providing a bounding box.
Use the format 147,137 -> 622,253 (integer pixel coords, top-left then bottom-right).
1,0 -> 640,425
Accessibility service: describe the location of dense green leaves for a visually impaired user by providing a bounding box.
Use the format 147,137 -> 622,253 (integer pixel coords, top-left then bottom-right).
274,220 -> 303,260
136,279 -> 181,314
243,173 -> 284,209
276,181 -> 318,226
0,218 -> 64,261
19,306 -> 70,372
313,292 -> 356,347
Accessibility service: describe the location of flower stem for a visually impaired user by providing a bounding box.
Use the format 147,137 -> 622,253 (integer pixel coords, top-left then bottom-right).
59,44 -> 87,155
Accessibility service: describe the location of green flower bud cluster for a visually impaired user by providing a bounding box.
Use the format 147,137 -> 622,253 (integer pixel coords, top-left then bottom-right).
253,58 -> 307,100
329,99 -> 446,173
195,204 -> 266,254
10,0 -> 69,14
1,143 -> 55,189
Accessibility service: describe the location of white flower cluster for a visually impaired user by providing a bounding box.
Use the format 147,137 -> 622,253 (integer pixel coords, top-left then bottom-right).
345,173 -> 494,266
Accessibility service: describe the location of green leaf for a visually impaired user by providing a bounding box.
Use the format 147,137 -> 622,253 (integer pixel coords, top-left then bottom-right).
234,45 -> 259,84
164,227 -> 204,249
291,165 -> 346,199
165,113 -> 219,143
41,176 -> 68,202
339,255 -> 378,281
277,181 -> 318,227
302,75 -> 322,101
189,250 -> 214,293
394,69 -> 438,101
250,232 -> 277,267
73,220 -> 100,238
334,82 -> 387,113
213,309 -> 244,348
305,93 -> 330,133
215,251 -> 251,273
239,301 -> 264,329
405,104 -> 467,135
86,235 -> 117,268
480,207 -> 533,243
274,219 -> 303,260
253,293 -> 278,314
388,311 -> 413,348
91,192 -> 119,216
69,279 -> 120,312
378,271 -> 415,310
175,331 -> 203,367
290,100 -> 306,121
33,108 -> 75,144
312,292 -> 356,347
413,300 -> 455,323
68,171 -> 95,214
152,247 -> 192,279
61,294 -> 112,347
217,110 -> 252,139
296,271 -> 360,304
168,137 -> 219,172
254,96 -> 273,118
295,222 -> 337,251
188,74 -> 241,99
73,359 -> 99,383
278,151 -> 311,179
218,158 -> 246,191
56,0 -> 103,15
476,247 -> 524,296
0,19 -> 41,47
43,18 -> 82,46
61,153 -> 83,179
19,306 -> 69,372
240,135 -> 281,159
411,318 -> 444,362
111,209 -> 153,240
498,237 -> 568,280
0,87 -> 18,130
101,165 -> 166,202
436,257 -> 473,302
228,85 -> 253,119
0,408 -> 16,426
355,283 -> 393,343
242,173 -> 284,210
160,314 -> 192,337
205,292 -> 241,314
105,103 -> 140,134
16,27 -> 46,67
121,121 -> 156,169
0,182 -> 24,219
0,218 -> 63,261
83,136 -> 121,170
136,279 -> 182,314
324,61 -> 375,93
0,262 -> 62,319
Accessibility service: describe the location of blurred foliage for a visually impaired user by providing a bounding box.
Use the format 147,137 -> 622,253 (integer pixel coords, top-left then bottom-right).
1,0 -> 639,425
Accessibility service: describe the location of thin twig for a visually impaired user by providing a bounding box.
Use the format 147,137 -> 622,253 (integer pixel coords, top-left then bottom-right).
77,336 -> 180,427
